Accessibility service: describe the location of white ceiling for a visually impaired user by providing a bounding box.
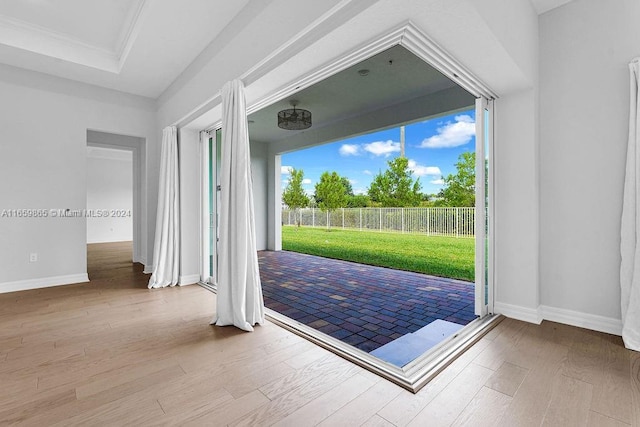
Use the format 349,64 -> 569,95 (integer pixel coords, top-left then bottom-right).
0,0 -> 574,101
530,0 -> 573,15
0,0 -> 251,98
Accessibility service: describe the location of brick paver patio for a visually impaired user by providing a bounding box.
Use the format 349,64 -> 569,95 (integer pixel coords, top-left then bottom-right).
259,250 -> 477,353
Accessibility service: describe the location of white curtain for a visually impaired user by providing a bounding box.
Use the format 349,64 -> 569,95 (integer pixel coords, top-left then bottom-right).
148,126 -> 180,289
211,79 -> 265,331
621,59 -> 640,351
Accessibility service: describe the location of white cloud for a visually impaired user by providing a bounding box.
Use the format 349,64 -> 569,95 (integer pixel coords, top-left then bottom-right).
339,144 -> 360,156
420,115 -> 475,148
302,178 -> 312,185
430,178 -> 445,185
363,140 -> 400,157
363,170 -> 372,175
353,188 -> 368,195
281,165 -> 293,174
408,159 -> 442,177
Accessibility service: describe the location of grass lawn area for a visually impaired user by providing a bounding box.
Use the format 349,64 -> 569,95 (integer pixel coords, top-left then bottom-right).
282,226 -> 475,282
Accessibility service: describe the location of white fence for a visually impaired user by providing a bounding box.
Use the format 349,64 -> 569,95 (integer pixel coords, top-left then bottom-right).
282,207 -> 475,238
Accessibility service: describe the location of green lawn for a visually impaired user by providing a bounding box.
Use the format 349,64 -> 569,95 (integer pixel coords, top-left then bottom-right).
282,226 -> 475,282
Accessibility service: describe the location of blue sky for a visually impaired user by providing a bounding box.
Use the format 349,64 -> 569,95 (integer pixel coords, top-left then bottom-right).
281,108 -> 476,197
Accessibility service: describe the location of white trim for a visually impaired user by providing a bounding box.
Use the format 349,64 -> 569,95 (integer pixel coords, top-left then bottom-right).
0,274 -> 89,294
494,302 -> 623,336
189,20 -> 499,131
401,22 -> 497,99
494,301 -> 542,324
244,23 -> 404,119
86,131 -> 147,272
0,14 -> 118,72
0,0 -> 147,74
539,305 -> 623,336
179,274 -> 200,286
115,0 -> 148,71
486,99 -> 495,314
475,97 -> 487,317
175,0 -> 376,128
243,22 -> 497,125
199,131 -> 208,284
263,308 -> 501,393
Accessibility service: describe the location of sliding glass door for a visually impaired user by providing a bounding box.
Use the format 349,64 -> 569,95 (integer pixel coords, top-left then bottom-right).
475,97 -> 494,317
200,129 -> 221,285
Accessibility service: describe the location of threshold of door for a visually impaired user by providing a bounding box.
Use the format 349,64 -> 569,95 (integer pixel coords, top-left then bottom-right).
198,282 -> 502,393
265,307 -> 502,393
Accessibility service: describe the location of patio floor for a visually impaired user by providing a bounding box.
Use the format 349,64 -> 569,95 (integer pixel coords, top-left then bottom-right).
258,250 -> 477,353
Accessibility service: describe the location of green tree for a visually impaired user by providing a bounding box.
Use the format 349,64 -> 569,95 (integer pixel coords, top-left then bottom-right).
282,168 -> 309,227
314,173 -> 352,204
314,171 -> 346,230
340,177 -> 354,196
437,151 -> 476,207
367,157 -> 422,207
346,194 -> 371,207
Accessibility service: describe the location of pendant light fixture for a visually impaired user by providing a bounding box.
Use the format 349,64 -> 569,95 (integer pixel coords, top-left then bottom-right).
277,100 -> 312,130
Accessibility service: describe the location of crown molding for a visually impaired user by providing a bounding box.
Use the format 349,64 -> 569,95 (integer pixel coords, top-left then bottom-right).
0,0 -> 146,74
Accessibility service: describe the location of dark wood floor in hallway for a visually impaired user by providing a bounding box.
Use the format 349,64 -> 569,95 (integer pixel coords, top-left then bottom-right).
0,242 -> 637,425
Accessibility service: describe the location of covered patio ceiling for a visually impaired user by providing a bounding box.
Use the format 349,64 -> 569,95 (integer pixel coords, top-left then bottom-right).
247,44 -> 476,149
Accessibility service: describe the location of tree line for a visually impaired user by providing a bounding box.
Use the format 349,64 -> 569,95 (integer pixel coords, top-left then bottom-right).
282,152 -> 476,224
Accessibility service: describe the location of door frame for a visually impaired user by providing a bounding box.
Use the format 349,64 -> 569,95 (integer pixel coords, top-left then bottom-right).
197,22 -> 499,392
475,97 -> 495,317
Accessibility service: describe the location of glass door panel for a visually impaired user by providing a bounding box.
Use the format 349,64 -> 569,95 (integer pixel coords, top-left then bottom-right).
474,97 -> 493,317
201,129 -> 222,285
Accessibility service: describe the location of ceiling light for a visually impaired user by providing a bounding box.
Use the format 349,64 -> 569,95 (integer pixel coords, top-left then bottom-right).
277,100 -> 311,130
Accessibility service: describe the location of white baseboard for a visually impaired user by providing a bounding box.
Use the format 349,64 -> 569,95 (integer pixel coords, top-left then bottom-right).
539,305 -> 622,336
494,301 -> 623,336
494,302 -> 542,324
179,274 -> 200,286
0,273 -> 89,294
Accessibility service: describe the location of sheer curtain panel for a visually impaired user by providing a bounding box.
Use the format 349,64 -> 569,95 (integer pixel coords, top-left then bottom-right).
148,126 -> 180,289
621,58 -> 640,351
211,79 -> 265,331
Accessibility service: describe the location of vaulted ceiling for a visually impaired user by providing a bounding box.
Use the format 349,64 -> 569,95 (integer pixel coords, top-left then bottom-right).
0,0 -> 573,101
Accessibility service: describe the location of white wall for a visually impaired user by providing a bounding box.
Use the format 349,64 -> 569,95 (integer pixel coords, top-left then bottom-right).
494,88 -> 540,319
86,148 -> 133,244
0,64 -> 158,292
177,131 -> 269,285
178,128 -> 201,285
251,140 -> 268,251
539,0 -> 640,329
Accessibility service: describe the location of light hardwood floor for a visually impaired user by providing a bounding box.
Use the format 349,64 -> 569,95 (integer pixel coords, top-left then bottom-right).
0,242 -> 637,426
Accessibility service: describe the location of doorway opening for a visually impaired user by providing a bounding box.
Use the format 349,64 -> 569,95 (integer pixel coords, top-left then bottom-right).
86,130 -> 147,277
269,109 -> 477,362
200,27 -> 497,391
86,147 -> 133,244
